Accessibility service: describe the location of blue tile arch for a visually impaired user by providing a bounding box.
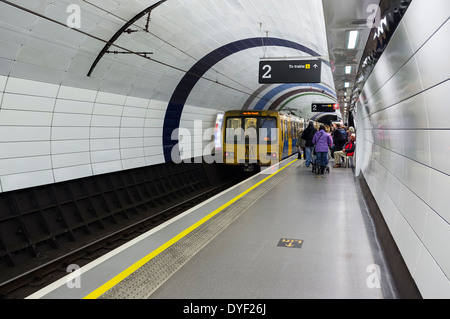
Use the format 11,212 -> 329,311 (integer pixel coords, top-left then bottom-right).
252,83 -> 336,110
162,37 -> 330,162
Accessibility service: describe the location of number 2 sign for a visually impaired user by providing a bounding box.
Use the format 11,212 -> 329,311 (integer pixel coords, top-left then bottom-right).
258,60 -> 321,84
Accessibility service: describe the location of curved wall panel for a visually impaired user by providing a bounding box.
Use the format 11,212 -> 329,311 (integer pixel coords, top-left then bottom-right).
355,0 -> 450,298
0,75 -> 218,193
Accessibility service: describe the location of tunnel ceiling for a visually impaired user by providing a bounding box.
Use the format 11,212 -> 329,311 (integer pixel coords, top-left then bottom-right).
322,0 -> 381,119
0,0 -> 343,120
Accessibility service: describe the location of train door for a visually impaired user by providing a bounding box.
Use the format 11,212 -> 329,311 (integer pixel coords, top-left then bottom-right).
259,116 -> 277,165
282,118 -> 288,159
288,120 -> 292,156
280,119 -> 284,159
244,117 -> 257,163
224,117 -> 242,164
291,121 -> 297,156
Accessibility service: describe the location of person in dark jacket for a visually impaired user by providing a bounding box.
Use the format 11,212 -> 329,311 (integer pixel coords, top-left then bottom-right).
331,123 -> 347,157
312,125 -> 332,174
333,133 -> 356,167
300,122 -> 317,167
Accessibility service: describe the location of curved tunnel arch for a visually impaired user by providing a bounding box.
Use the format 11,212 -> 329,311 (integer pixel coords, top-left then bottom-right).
162,37 -> 332,162
248,83 -> 336,110
273,91 -> 336,111
310,111 -> 342,124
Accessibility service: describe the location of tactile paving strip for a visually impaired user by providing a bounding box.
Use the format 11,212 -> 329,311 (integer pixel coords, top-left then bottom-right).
99,160 -> 299,299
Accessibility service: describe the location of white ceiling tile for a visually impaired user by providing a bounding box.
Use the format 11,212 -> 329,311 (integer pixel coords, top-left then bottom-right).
0,40 -> 22,60
2,93 -> 55,112
9,61 -> 66,86
58,85 -> 98,102
5,76 -> 59,97
16,45 -> 72,71
0,75 -> 6,92
0,2 -> 39,31
0,109 -> 53,126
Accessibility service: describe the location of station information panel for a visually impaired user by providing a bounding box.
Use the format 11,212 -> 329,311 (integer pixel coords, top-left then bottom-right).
311,103 -> 338,112
258,60 -> 321,83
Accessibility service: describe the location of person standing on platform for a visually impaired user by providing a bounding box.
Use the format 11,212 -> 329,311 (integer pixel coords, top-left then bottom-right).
301,122 -> 316,167
312,125 -> 332,175
331,123 -> 346,157
296,128 -> 306,159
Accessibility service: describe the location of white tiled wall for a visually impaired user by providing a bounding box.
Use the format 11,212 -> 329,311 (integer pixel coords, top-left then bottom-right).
0,74 -> 217,192
355,0 -> 450,298
179,104 -> 218,162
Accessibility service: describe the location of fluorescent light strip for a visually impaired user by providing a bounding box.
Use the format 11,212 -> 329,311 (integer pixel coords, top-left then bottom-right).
347,30 -> 359,49
345,65 -> 352,74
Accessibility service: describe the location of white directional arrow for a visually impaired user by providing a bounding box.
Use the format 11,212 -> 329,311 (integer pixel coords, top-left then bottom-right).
313,64 -> 318,68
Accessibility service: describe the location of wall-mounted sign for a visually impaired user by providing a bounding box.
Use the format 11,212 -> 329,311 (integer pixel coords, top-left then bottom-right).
311,103 -> 337,112
259,60 -> 321,83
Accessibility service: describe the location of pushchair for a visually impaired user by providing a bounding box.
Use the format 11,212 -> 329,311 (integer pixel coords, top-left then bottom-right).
311,146 -> 331,174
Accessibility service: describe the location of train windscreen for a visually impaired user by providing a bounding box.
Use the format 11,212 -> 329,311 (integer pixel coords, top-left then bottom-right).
259,117 -> 277,143
225,116 -> 277,144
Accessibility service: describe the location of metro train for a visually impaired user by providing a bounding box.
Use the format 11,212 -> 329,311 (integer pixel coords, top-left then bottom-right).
220,110 -> 305,171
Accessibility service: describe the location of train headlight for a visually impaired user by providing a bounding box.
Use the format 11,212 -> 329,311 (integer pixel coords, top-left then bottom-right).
225,151 -> 234,158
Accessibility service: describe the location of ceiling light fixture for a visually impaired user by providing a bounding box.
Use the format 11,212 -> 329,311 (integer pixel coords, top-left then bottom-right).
346,30 -> 359,49
344,82 -> 350,88
345,65 -> 352,74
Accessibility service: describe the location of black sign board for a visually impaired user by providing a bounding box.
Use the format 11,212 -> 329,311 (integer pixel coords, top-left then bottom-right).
258,60 -> 321,84
311,103 -> 337,112
277,238 -> 303,249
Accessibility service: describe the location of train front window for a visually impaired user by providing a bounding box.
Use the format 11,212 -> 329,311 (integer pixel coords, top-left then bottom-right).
226,116 -> 277,144
244,118 -> 257,140
225,118 -> 242,142
259,117 -> 277,144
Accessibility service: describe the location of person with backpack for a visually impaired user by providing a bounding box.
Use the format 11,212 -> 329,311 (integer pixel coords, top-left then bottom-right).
332,123 -> 347,157
312,125 -> 332,175
300,122 -> 317,167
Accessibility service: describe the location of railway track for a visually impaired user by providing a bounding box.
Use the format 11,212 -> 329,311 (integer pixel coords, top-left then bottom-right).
0,175 -> 247,299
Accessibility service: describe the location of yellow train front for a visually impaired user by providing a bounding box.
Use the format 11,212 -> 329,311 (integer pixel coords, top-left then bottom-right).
221,110 -> 303,171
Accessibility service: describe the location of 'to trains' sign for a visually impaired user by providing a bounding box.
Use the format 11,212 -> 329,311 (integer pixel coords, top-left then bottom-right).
258,60 -> 321,84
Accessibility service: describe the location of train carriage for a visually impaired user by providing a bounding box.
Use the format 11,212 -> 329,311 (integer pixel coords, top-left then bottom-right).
221,110 -> 304,171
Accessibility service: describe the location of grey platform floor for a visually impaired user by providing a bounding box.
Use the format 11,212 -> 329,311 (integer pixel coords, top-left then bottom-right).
150,159 -> 397,299
27,156 -> 398,299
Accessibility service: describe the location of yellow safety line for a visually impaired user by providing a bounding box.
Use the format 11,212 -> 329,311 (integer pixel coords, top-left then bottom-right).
83,159 -> 297,299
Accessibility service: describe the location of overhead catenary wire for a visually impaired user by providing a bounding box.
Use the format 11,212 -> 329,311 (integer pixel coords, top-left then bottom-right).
0,0 -> 261,99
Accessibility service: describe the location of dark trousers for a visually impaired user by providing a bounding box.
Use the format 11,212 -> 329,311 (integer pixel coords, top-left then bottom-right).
316,152 -> 328,167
